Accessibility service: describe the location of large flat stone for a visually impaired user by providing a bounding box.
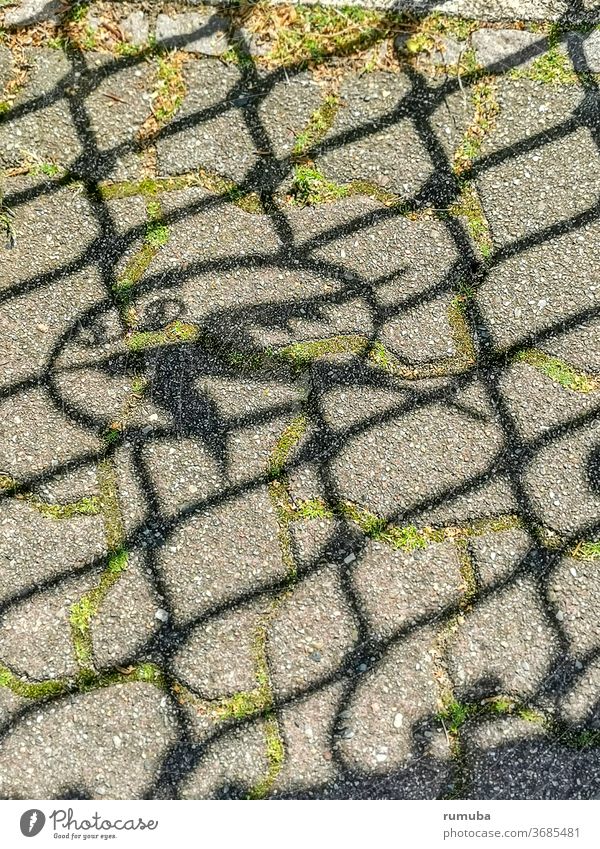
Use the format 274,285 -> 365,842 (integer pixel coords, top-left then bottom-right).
0,683 -> 178,799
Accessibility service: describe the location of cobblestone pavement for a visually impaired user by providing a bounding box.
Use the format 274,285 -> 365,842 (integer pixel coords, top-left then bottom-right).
0,0 -> 599,800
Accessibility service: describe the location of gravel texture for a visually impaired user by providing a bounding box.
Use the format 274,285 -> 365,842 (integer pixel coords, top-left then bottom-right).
1,3 -> 600,801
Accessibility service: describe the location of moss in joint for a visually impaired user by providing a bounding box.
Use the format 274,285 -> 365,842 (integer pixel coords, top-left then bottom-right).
515,349 -> 600,393
0,475 -> 101,519
127,320 -> 199,352
571,540 -> 600,561
0,663 -> 68,700
293,94 -> 339,158
448,294 -> 477,362
268,415 -> 307,480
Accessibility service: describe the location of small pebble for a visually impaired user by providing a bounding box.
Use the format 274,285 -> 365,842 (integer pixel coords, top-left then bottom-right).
155,608 -> 169,623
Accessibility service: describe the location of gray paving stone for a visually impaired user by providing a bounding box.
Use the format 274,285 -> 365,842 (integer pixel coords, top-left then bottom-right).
180,721 -> 268,799
119,10 -> 150,47
316,72 -> 456,201
3,0 -> 60,26
0,49 -> 151,178
0,500 -> 106,605
559,657 -> 600,729
91,553 -> 160,671
322,377 -> 515,525
565,29 -> 600,73
524,419 -> 600,536
469,528 -> 533,589
335,631 -> 452,797
288,199 -> 466,365
173,602 -> 266,698
472,28 -> 549,70
448,572 -> 558,701
0,574 -> 95,680
272,681 -> 344,796
157,487 -> 286,623
155,12 -> 230,56
477,220 -> 600,365
0,387 -> 103,499
499,364 -> 600,535
293,520 -> 463,638
464,716 -> 600,799
0,683 -> 178,799
478,126 -> 600,248
0,687 -> 25,728
0,49 -> 80,169
268,563 -> 359,699
156,64 -> 322,187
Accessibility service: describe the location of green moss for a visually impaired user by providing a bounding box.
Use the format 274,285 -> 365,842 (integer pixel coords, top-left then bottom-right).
145,219 -> 169,247
293,499 -> 334,520
448,294 -> 477,362
515,349 -> 599,392
439,700 -> 476,733
0,664 -> 67,700
573,540 -> 600,561
290,165 -> 349,205
247,714 -> 285,799
153,54 -> 186,124
127,320 -> 199,352
293,94 -> 339,158
268,415 -> 307,479
32,495 -> 101,519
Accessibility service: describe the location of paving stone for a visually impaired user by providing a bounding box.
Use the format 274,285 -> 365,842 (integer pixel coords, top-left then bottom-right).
157,487 -> 285,623
498,364 -> 600,535
469,528 -> 533,589
172,602 -> 266,698
76,53 -> 153,181
91,553 -> 160,670
464,716 -> 600,799
0,49 -> 79,170
0,573 -> 95,679
334,631 -> 453,797
0,387 -> 103,499
268,562 -> 359,699
3,0 -> 60,26
549,557 -> 600,658
524,419 -> 600,536
131,347 -> 303,499
565,29 -> 600,73
0,500 -> 106,604
180,721 -> 268,799
478,126 -> 600,249
558,657 -> 600,729
320,376 -> 515,525
272,681 -> 344,797
0,683 -> 178,799
448,570 -> 558,701
0,49 -> 151,178
288,199 -> 466,365
476,220 -> 600,366
156,12 -> 229,56
119,10 -> 150,46
137,189 -> 376,351
156,65 -> 322,188
293,520 -> 463,638
316,72 -> 457,201
0,687 -> 26,728
471,28 -> 549,70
